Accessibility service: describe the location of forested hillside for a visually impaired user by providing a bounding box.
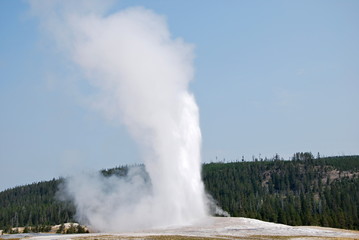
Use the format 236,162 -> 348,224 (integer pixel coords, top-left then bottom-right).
0,154 -> 358,231
0,178 -> 74,233
203,154 -> 359,229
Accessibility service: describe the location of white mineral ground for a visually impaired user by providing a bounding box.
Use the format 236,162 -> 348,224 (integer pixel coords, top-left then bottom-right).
20,217 -> 359,240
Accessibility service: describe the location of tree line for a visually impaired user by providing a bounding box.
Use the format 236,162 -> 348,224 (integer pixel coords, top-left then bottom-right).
0,154 -> 358,231
203,154 -> 359,229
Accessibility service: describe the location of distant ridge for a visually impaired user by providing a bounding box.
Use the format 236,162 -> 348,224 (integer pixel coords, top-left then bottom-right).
1,154 -> 358,232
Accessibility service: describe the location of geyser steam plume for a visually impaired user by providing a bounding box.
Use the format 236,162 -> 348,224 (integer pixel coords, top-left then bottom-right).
30,0 -> 209,231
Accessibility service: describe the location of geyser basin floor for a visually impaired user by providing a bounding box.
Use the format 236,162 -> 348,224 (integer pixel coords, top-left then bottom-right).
23,217 -> 359,240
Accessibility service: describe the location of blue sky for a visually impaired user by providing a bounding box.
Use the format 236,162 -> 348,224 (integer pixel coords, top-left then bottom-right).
1,0 -> 358,191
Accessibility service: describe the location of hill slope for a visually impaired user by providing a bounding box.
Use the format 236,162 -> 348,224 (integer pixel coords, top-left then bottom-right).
0,154 -> 358,231
203,155 -> 359,229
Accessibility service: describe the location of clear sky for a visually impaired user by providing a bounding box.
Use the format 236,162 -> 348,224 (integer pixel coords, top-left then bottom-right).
1,0 -> 358,191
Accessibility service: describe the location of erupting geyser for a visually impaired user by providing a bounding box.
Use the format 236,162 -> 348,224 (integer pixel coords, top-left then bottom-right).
30,0 -> 209,231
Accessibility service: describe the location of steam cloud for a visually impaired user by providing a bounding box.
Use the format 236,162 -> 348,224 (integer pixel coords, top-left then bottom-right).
30,0 -> 211,231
